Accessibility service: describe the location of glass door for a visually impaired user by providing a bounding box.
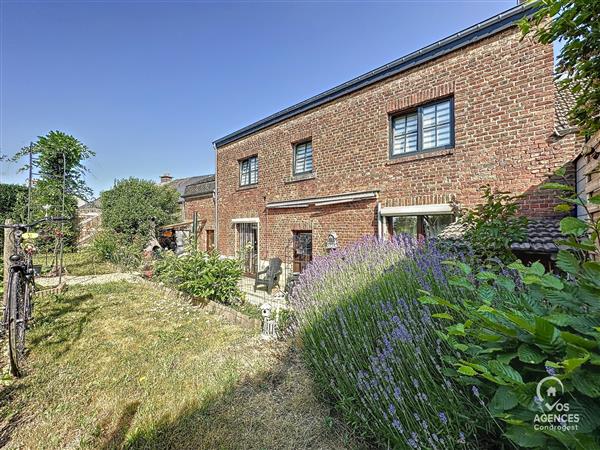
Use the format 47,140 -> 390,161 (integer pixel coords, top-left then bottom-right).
237,223 -> 258,275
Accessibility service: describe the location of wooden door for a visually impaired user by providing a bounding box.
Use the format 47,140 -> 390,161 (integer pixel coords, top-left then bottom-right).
292,231 -> 312,273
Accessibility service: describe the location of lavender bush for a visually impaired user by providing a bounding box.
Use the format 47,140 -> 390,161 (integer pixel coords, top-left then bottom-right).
291,236 -> 494,449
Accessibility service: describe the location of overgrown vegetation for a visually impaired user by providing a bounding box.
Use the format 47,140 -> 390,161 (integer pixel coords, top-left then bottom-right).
458,185 -> 528,264
291,237 -> 494,448
154,251 -> 244,306
422,173 -> 600,449
91,178 -> 179,269
520,0 -> 600,136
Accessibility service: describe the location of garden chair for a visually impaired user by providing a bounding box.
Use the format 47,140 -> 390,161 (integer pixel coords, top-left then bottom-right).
254,258 -> 282,294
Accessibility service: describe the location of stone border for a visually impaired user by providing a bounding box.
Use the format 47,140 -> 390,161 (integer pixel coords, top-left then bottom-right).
141,278 -> 262,331
35,282 -> 67,298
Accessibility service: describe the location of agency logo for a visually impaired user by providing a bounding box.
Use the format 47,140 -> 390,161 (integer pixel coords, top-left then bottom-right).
533,376 -> 579,432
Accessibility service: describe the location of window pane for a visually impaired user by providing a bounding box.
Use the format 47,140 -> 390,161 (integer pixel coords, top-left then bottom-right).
422,127 -> 436,150
436,101 -> 451,124
392,113 -> 417,155
423,214 -> 454,237
406,132 -> 418,152
391,216 -> 418,236
437,124 -> 451,146
422,105 -> 436,128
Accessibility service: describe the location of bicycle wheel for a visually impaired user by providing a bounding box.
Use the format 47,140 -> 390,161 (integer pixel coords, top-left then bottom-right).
7,271 -> 26,377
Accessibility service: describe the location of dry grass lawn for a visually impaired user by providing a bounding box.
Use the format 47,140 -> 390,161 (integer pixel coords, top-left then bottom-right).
0,281 -> 359,449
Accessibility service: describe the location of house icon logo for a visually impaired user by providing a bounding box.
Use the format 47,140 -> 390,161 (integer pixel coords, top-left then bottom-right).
536,376 -> 564,411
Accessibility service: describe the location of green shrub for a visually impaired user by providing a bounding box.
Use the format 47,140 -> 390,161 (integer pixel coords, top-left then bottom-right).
154,251 -> 243,305
422,174 -> 600,449
90,230 -> 144,270
458,185 -> 528,264
291,237 -> 493,448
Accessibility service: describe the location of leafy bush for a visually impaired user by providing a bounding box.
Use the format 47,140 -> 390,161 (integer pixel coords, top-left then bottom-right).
101,178 -> 180,241
154,251 -> 243,305
89,230 -> 143,270
458,185 -> 528,264
422,176 -> 600,449
291,237 -> 493,448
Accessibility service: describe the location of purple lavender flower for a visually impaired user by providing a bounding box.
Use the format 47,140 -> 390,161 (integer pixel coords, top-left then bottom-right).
389,403 -> 396,415
546,366 -> 557,376
438,411 -> 448,425
458,432 -> 466,444
471,386 -> 480,397
392,418 -> 404,434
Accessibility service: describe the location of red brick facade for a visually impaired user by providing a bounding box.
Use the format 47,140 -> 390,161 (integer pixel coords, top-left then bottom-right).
183,195 -> 215,251
215,23 -> 582,268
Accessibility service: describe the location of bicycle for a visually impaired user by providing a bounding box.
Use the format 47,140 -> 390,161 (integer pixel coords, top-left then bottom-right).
1,216 -> 68,377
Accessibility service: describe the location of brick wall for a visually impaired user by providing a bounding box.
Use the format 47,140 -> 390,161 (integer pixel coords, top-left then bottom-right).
216,25 -> 583,264
183,195 -> 215,251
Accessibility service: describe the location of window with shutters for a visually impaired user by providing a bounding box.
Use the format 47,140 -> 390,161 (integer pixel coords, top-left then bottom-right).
239,155 -> 258,186
293,141 -> 313,175
390,98 -> 454,157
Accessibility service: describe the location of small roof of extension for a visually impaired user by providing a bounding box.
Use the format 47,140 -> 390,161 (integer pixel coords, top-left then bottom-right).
439,217 -> 565,253
213,3 -> 538,148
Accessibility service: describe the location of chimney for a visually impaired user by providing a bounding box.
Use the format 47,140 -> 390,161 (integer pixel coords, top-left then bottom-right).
160,173 -> 173,184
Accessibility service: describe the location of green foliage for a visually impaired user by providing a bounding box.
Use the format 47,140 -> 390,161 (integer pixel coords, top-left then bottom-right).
153,251 -> 243,305
9,131 -> 95,249
89,230 -> 144,270
425,177 -> 600,449
459,185 -> 528,264
520,0 -> 600,136
292,238 -> 494,448
11,131 -> 95,200
101,178 -> 180,241
0,183 -> 27,251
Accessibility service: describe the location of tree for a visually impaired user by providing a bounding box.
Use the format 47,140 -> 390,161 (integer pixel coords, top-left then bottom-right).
0,183 -> 28,249
100,178 -> 180,241
520,0 -> 600,136
10,131 -> 95,248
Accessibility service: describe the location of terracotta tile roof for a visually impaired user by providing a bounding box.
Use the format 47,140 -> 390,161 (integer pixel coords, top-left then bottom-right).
555,81 -> 578,136
182,176 -> 215,198
439,217 -> 564,253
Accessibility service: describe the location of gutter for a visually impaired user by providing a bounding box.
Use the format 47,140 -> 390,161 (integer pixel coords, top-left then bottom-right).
213,2 -> 538,148
213,142 -> 219,251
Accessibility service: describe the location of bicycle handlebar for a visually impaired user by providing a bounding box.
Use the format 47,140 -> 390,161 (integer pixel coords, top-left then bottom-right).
1,216 -> 71,229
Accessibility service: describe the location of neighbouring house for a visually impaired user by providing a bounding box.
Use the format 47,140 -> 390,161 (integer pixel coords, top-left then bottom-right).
159,173 -> 215,250
577,131 -> 600,224
182,175 -> 216,251
212,3 -> 583,281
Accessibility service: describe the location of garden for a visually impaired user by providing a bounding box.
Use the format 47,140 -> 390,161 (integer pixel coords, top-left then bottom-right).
288,177 -> 600,449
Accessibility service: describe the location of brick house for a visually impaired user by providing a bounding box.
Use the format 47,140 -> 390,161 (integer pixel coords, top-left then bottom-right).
182,175 -> 216,251
213,3 -> 583,278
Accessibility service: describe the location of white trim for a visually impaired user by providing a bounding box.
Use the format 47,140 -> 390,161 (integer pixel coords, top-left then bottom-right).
232,217 -> 260,224
266,190 -> 378,209
380,204 -> 453,216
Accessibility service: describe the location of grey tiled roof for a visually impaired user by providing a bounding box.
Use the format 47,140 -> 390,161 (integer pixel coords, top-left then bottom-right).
165,175 -> 214,196
183,176 -> 215,198
439,217 -> 565,253
555,82 -> 577,135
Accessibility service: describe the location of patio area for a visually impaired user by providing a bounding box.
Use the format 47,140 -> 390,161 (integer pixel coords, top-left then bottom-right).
238,275 -> 290,309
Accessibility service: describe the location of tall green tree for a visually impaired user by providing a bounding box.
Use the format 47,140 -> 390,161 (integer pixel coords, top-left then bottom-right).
100,178 -> 180,241
11,131 -> 95,248
520,0 -> 600,135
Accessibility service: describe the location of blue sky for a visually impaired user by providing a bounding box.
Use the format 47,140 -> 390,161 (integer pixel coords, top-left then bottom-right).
1,0 -> 520,197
